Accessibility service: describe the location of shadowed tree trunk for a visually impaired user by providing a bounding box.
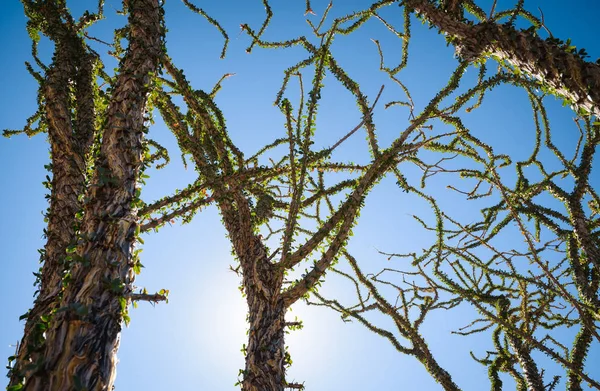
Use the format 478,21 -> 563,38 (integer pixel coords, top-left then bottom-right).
8,1 -> 164,390
238,236 -> 287,391
8,1 -> 97,388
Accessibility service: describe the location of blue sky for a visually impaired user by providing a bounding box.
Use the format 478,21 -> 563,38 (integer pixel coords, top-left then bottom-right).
1,1 -> 599,390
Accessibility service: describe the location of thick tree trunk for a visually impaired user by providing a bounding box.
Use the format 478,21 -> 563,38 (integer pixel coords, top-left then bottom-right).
406,0 -> 600,117
10,1 -> 164,390
8,13 -> 96,389
218,193 -> 288,390
244,296 -> 287,391
240,237 -> 287,391
207,169 -> 289,390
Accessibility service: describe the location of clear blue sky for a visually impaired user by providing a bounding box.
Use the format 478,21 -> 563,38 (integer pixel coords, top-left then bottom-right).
1,1 -> 599,390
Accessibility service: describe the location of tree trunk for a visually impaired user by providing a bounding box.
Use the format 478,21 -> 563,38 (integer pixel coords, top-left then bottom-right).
220,199 -> 288,391
10,1 -> 164,390
240,237 -> 287,391
244,291 -> 287,391
8,9 -> 96,388
406,0 -> 600,117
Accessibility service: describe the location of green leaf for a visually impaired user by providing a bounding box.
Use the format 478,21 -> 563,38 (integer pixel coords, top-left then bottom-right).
133,262 -> 144,275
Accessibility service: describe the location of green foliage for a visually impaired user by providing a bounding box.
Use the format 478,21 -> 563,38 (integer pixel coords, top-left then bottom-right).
6,0 -> 600,390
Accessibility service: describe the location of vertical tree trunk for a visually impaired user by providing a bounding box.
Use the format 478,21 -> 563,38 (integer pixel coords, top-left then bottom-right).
10,1 -> 164,390
9,7 -> 96,388
217,193 -> 288,390
240,237 -> 287,391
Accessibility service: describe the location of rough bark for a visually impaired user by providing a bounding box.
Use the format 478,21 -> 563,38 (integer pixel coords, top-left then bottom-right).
10,1 -> 164,390
9,3 -> 96,387
405,0 -> 600,117
217,189 -> 288,390
239,237 -> 287,391
441,0 -> 463,19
